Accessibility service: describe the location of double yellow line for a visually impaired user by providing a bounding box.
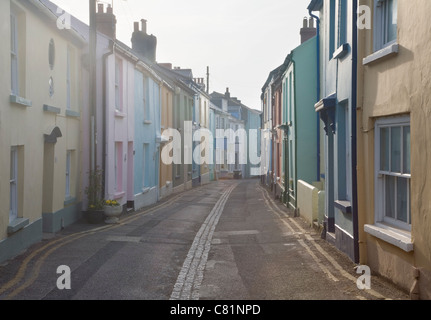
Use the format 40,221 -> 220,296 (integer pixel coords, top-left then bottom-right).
0,191 -> 186,300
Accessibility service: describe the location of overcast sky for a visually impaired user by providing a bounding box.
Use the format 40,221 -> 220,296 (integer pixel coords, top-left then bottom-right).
51,0 -> 311,111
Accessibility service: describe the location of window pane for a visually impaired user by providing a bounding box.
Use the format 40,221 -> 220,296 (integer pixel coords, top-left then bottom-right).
397,177 -> 408,223
403,126 -> 411,174
385,175 -> 396,219
387,0 -> 398,43
380,127 -> 390,171
391,126 -> 401,173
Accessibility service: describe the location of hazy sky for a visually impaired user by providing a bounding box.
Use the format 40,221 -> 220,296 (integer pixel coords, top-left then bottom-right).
51,0 -> 311,110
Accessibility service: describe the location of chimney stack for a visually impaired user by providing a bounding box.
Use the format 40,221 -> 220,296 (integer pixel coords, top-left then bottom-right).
159,63 -> 172,70
96,3 -> 117,39
131,19 -> 157,63
300,16 -> 316,44
225,88 -> 230,99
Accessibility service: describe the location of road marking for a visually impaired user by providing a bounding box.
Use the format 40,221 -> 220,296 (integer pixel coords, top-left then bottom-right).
258,184 -> 389,300
170,183 -> 238,300
1,189 -> 188,299
213,230 -> 260,237
106,236 -> 142,243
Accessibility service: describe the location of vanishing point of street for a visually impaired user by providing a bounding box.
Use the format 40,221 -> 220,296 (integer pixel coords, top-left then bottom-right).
0,179 -> 408,301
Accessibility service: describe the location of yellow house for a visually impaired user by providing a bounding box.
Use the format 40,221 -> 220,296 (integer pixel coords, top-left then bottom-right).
0,0 -> 85,263
357,0 -> 431,299
160,81 -> 174,199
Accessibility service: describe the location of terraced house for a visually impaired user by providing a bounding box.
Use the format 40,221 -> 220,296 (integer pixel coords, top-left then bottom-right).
0,0 -> 85,263
357,0 -> 431,299
308,0 -> 359,263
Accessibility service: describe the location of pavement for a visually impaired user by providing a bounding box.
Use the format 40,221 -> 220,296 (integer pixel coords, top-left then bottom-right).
0,179 -> 410,301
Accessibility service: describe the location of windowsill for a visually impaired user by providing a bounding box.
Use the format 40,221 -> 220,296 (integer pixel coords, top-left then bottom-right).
65,109 -> 80,118
10,94 -> 32,107
7,218 -> 29,235
142,187 -> 150,194
364,223 -> 413,252
363,43 -> 399,65
115,110 -> 126,118
334,200 -> 352,214
43,104 -> 61,114
332,43 -> 349,60
113,192 -> 125,199
64,197 -> 77,206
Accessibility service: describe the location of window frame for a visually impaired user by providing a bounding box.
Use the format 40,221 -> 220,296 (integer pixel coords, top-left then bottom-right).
373,0 -> 398,52
115,58 -> 123,112
374,116 -> 411,231
10,12 -> 19,96
10,147 -> 18,223
66,47 -> 71,110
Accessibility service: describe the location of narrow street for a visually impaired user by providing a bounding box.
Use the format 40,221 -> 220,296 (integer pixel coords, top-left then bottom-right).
0,179 -> 408,301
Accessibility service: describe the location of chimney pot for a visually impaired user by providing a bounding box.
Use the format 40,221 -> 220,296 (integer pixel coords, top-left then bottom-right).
303,17 -> 308,28
96,3 -> 117,39
134,22 -> 139,32
141,19 -> 147,34
309,17 -> 314,28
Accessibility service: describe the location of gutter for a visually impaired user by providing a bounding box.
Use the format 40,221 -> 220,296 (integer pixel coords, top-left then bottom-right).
308,8 -> 321,183
351,0 -> 360,264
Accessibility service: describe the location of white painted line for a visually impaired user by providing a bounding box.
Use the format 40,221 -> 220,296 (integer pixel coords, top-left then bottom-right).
170,184 -> 238,300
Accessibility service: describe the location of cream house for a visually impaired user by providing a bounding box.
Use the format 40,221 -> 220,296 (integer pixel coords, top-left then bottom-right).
0,0 -> 85,264
357,0 -> 431,299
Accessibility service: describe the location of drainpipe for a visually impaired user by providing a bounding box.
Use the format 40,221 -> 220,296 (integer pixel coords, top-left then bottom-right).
308,9 -> 321,183
351,0 -> 359,264
102,41 -> 114,197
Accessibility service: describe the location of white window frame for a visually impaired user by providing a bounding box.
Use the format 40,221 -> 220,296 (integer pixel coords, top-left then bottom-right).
374,116 -> 411,231
374,0 -> 398,52
143,144 -> 147,188
66,47 -> 71,110
10,12 -> 19,95
65,151 -> 71,199
115,58 -> 122,112
10,147 -> 18,223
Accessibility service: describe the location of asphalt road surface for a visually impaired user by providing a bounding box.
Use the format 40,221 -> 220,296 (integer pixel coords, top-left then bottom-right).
0,179 -> 409,301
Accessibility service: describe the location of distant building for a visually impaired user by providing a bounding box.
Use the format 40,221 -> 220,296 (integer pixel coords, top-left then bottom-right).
211,89 -> 262,179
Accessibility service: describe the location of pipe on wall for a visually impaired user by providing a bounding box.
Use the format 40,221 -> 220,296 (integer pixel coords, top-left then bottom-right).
351,0 -> 359,264
308,9 -> 321,183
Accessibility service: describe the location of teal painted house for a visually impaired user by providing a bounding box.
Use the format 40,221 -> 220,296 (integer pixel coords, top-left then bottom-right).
281,35 -> 319,209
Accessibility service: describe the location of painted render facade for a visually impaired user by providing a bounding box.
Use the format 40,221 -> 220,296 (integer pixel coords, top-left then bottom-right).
0,0 -> 85,263
357,0 -> 431,299
309,0 -> 359,263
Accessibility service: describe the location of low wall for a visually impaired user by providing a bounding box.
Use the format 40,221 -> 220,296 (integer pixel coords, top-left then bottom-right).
297,180 -> 319,226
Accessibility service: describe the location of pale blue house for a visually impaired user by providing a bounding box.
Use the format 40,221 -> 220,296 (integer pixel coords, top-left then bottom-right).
133,70 -> 161,210
131,21 -> 162,211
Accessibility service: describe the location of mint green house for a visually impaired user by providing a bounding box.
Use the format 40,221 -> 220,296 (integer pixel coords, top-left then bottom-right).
281,36 -> 319,212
